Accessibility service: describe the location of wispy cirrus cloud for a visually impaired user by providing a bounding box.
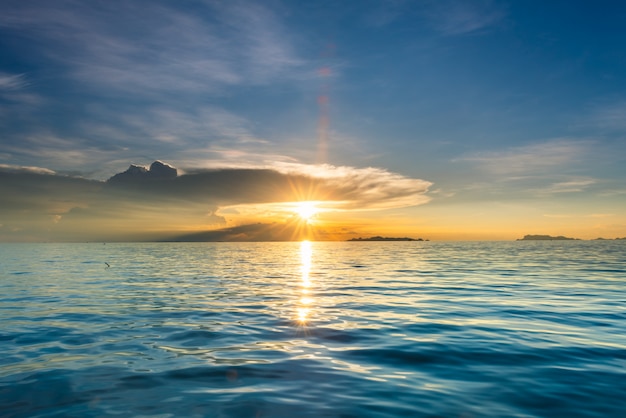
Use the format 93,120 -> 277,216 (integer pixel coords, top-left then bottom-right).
541,179 -> 596,194
589,100 -> 626,132
2,132 -> 124,176
0,73 -> 28,90
3,101 -> 280,176
0,0 -> 304,95
0,1 -> 309,174
362,0 -> 411,27
0,72 -> 42,111
362,0 -> 505,35
457,139 -> 589,175
0,72 -> 47,127
445,139 -> 602,200
112,106 -> 268,147
421,0 -> 505,36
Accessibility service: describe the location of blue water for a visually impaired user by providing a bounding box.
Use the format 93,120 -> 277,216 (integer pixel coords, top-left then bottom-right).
1,241 -> 625,417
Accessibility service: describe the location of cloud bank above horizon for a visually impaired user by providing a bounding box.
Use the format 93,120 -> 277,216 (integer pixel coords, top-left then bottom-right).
0,160 -> 431,241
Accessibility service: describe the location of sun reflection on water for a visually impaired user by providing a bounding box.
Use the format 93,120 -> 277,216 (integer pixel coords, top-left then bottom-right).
297,240 -> 313,324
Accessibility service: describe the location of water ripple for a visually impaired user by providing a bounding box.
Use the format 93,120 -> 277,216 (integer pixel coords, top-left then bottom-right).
1,241 -> 625,417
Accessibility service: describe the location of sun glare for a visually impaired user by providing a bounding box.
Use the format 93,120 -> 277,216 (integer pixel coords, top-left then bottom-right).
295,201 -> 318,222
298,240 -> 313,324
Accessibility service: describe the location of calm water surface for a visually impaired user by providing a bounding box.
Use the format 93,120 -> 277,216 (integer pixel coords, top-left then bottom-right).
1,241 -> 625,417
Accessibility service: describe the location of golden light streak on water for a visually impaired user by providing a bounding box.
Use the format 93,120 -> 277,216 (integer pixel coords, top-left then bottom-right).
301,240 -> 312,287
297,240 -> 313,324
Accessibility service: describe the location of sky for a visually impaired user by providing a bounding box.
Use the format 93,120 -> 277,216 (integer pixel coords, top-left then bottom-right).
1,0 -> 625,241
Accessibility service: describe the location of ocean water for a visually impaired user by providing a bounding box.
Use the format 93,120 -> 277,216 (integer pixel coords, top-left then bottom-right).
1,241 -> 625,418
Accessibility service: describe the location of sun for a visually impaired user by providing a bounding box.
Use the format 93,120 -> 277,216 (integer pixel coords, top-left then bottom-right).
295,201 -> 318,222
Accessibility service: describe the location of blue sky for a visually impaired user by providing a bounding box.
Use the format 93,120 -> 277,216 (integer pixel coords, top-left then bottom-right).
1,0 -> 625,240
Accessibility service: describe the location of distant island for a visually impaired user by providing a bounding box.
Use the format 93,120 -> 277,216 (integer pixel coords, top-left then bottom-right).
348,236 -> 426,242
517,234 -> 579,241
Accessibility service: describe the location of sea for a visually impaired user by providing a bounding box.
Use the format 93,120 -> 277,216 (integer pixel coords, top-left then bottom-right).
1,241 -> 625,417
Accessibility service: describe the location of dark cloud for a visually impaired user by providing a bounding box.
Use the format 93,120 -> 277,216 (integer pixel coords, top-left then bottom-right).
104,165 -> 315,206
164,220 -> 314,242
0,161 -> 431,241
0,168 -> 100,212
